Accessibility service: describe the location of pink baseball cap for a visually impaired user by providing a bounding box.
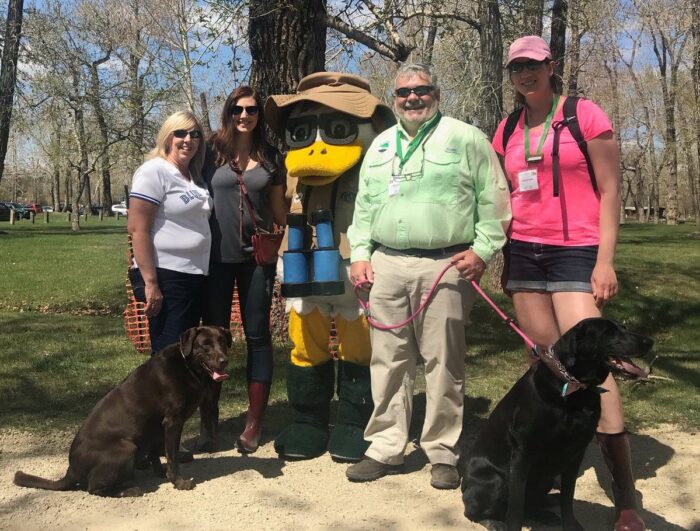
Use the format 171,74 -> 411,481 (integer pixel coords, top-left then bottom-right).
506,36 -> 552,66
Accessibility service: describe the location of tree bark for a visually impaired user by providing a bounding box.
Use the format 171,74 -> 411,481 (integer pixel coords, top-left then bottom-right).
650,26 -> 683,225
478,0 -> 503,139
692,0 -> 700,226
200,92 -> 212,137
523,0 -> 544,35
249,0 -> 327,103
88,54 -> 114,215
0,0 -> 25,186
550,0 -> 568,83
566,0 -> 581,96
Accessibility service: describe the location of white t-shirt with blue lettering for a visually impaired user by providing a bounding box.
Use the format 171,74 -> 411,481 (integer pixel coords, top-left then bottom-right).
130,157 -> 212,275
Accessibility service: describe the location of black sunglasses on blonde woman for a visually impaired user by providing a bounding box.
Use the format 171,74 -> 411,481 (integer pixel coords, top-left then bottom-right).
173,129 -> 202,139
231,105 -> 259,116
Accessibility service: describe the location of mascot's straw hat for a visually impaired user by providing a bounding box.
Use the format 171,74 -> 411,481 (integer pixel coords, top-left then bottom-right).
265,72 -> 395,135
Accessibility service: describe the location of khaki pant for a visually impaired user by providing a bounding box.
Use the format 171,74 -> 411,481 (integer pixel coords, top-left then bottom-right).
364,247 -> 475,466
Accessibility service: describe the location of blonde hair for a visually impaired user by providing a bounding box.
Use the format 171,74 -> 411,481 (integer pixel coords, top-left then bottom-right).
147,111 -> 206,185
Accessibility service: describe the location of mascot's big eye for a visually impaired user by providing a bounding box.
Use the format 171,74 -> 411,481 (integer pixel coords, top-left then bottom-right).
286,119 -> 316,148
320,114 -> 358,145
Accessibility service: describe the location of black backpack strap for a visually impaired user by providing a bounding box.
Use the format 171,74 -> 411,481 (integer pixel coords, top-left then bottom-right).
502,107 -> 523,151
562,97 -> 598,193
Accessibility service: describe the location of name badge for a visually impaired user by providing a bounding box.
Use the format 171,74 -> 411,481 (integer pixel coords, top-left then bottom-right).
518,169 -> 539,192
388,179 -> 400,196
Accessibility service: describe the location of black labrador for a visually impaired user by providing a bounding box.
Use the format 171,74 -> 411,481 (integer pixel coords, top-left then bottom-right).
14,325 -> 231,497
461,318 -> 653,531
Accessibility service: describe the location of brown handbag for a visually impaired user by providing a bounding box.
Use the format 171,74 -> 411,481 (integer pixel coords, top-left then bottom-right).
236,167 -> 284,266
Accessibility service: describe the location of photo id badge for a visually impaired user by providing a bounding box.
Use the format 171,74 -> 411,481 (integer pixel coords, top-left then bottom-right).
518,169 -> 539,192
388,179 -> 400,197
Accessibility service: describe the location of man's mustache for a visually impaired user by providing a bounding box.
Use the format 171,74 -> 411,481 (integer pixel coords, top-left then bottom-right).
402,102 -> 426,110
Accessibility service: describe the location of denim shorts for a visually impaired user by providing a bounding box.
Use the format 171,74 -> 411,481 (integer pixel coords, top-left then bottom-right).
505,239 -> 598,293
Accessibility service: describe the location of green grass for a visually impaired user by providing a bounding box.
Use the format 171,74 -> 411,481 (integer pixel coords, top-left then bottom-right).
0,221 -> 698,436
0,217 -> 128,313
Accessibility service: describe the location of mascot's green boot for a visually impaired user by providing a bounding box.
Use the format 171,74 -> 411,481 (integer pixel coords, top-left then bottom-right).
274,360 -> 334,459
328,361 -> 373,462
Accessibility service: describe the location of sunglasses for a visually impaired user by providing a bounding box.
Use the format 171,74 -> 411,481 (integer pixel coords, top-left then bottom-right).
172,129 -> 202,139
507,60 -> 547,74
231,105 -> 259,116
285,112 -> 371,149
394,85 -> 434,98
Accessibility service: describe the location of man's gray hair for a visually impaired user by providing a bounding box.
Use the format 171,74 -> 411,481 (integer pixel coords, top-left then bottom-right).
394,63 -> 439,90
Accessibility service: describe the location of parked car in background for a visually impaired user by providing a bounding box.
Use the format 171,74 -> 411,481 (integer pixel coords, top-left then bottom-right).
26,203 -> 43,214
41,205 -> 55,213
0,202 -> 11,221
111,201 -> 128,216
3,202 -> 29,219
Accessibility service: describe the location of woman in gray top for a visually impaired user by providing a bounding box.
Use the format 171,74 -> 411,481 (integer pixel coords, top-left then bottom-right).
198,86 -> 288,454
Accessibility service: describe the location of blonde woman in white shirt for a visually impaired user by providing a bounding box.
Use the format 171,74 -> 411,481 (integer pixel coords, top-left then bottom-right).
128,111 -> 212,356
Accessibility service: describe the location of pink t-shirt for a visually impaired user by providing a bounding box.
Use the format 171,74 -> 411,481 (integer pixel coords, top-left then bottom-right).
492,98 -> 613,246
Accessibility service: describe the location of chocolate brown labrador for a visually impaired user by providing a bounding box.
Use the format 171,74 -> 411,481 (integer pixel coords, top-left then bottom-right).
14,326 -> 231,497
461,318 -> 653,531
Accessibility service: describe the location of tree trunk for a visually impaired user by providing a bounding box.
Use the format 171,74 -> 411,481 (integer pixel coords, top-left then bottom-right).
478,0 -> 503,139
0,0 -> 25,186
550,0 -> 568,83
566,0 -> 581,96
523,0 -> 544,35
88,56 -> 114,215
693,0 -> 700,226
249,0 -> 327,104
200,92 -> 212,137
650,27 -> 682,225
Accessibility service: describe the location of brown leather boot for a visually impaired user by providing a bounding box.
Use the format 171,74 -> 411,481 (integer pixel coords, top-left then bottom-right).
236,381 -> 271,454
597,432 -> 645,531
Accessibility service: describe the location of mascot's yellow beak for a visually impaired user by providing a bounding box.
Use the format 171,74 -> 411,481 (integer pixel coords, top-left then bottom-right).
286,141 -> 363,186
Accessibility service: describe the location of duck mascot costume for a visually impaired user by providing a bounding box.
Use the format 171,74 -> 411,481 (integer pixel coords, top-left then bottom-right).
265,72 -> 395,461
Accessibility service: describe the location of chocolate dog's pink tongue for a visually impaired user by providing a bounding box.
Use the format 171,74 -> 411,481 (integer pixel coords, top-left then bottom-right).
212,371 -> 229,382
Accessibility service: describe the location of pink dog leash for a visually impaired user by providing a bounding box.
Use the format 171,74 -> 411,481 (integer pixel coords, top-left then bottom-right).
354,262 -> 534,349
353,262 -> 455,331
354,268 -> 587,396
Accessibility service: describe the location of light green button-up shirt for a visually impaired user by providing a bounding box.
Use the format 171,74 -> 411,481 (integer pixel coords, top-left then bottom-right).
348,115 -> 512,263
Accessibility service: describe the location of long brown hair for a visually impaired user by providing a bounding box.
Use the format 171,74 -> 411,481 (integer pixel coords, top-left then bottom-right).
210,86 -> 270,168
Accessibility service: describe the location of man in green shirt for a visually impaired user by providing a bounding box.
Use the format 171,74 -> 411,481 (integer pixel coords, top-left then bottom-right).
346,63 -> 511,489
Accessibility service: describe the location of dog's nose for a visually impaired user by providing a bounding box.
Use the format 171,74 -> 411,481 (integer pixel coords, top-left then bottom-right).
218,357 -> 228,368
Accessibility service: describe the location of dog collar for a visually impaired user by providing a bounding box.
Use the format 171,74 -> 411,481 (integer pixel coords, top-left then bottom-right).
180,346 -> 203,384
536,345 -> 587,397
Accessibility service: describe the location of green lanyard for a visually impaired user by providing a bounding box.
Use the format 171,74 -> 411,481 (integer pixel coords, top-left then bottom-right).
524,96 -> 559,163
396,111 -> 442,170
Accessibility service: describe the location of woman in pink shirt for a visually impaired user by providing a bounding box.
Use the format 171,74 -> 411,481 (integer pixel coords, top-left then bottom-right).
493,36 -> 644,531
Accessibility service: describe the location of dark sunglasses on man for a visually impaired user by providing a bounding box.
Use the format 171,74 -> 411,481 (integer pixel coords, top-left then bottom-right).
231,105 -> 259,116
507,59 -> 547,74
394,85 -> 434,98
173,129 -> 202,139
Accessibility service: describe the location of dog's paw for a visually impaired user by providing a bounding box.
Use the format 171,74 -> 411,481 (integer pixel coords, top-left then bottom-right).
480,519 -> 506,531
117,486 -> 144,497
173,477 -> 196,490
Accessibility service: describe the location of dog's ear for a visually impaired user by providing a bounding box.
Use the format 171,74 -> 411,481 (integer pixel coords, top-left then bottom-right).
220,326 -> 232,348
180,327 -> 199,357
553,325 -> 578,366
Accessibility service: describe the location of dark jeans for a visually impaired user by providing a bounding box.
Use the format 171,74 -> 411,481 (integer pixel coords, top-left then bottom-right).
202,260 -> 276,383
129,267 -> 205,354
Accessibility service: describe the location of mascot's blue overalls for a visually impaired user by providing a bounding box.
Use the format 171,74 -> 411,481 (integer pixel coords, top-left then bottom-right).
264,72 -> 395,461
